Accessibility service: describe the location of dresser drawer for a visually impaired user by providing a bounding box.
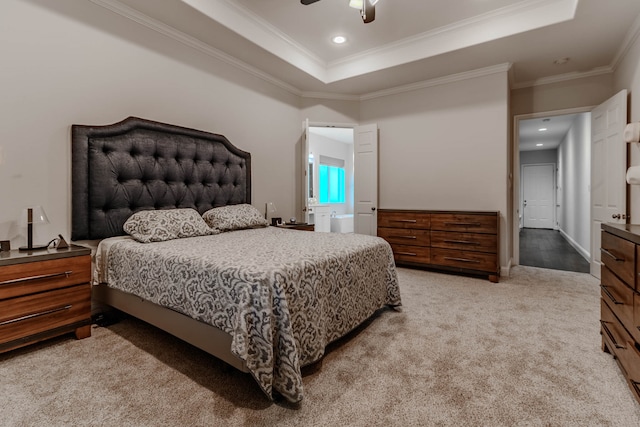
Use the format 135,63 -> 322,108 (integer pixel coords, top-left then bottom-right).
431,231 -> 497,253
431,248 -> 497,273
0,256 -> 91,299
389,244 -> 430,264
601,300 -> 640,399
378,227 -> 430,247
378,211 -> 430,229
431,213 -> 497,234
601,265 -> 635,334
0,284 -> 91,345
601,232 -> 635,286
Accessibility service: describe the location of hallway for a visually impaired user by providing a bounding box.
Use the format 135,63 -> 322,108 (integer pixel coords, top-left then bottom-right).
519,228 -> 590,273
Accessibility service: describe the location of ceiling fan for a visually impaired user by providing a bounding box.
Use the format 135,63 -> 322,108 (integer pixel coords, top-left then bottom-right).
300,0 -> 378,24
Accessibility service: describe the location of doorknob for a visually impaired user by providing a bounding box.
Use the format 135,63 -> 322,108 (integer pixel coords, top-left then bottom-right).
612,214 -> 621,219
371,207 -> 376,211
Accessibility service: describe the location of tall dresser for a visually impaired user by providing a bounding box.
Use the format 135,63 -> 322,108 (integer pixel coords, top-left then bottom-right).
600,223 -> 640,404
378,209 -> 500,282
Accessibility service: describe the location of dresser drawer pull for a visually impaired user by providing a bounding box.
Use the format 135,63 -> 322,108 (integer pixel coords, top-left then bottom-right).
443,240 -> 480,246
390,219 -> 417,223
389,235 -> 417,240
0,304 -> 73,326
396,251 -> 417,256
444,222 -> 481,227
600,248 -> 624,262
600,285 -> 623,305
443,257 -> 480,264
600,320 -> 626,349
0,271 -> 72,286
632,381 -> 640,397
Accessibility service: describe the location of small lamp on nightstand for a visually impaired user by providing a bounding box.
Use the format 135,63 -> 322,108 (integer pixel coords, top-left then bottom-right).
19,206 -> 50,251
265,202 -> 281,226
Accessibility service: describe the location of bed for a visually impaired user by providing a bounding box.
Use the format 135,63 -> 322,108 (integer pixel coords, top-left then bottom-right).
71,116 -> 401,403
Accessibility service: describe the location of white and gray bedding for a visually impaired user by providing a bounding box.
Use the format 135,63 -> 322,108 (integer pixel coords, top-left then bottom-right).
94,226 -> 401,403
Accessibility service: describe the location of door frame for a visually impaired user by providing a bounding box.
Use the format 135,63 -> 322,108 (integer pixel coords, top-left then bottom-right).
512,106 -> 594,265
520,162 -> 556,229
303,120 -> 357,223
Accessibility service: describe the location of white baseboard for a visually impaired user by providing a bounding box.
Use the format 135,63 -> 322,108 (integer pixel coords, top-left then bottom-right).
500,258 -> 512,278
558,229 -> 590,261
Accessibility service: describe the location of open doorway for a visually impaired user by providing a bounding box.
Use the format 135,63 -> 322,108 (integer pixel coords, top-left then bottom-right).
307,126 -> 355,233
515,110 -> 591,273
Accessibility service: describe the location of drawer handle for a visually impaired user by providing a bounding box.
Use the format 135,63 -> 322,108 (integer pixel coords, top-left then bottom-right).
0,304 -> 73,326
600,320 -> 626,349
390,219 -> 417,223
600,248 -> 624,262
443,257 -> 480,264
632,381 -> 640,398
0,271 -> 73,286
444,222 -> 481,227
600,285 -> 623,305
396,251 -> 417,256
389,235 -> 417,240
443,240 -> 480,246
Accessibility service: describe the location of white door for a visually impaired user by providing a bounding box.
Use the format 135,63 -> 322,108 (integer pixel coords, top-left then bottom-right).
302,119 -> 310,224
591,89 -> 627,278
522,164 -> 555,229
354,124 -> 378,235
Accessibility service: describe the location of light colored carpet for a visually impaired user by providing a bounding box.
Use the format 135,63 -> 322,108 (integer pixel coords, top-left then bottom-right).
2,266 -> 640,426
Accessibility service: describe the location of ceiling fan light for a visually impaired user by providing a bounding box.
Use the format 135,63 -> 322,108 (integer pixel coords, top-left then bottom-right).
349,0 -> 363,9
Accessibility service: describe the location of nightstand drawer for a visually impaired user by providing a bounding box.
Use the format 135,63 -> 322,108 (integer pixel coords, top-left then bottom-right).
0,256 -> 91,299
0,284 -> 90,345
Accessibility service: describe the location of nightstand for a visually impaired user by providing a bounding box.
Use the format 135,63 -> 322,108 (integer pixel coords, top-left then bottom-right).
0,244 -> 92,353
276,223 -> 315,231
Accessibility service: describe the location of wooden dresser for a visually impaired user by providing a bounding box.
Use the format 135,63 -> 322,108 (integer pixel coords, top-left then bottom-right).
378,209 -> 500,282
0,245 -> 92,353
600,223 -> 640,404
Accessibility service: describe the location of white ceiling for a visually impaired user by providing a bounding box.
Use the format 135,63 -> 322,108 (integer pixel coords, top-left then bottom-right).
98,0 -> 640,97
519,114 -> 580,151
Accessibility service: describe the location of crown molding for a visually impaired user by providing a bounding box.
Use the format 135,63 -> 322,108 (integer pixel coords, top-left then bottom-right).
359,63 -> 512,101
326,0 -> 577,83
300,92 -> 360,102
181,0 -> 328,81
611,12 -> 640,72
89,0 -> 303,97
510,66 -> 613,90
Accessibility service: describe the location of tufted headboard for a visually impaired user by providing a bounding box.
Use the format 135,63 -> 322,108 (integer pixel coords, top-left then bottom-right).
71,116 -> 251,240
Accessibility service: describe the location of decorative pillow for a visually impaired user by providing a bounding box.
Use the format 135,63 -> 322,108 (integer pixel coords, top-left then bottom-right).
123,208 -> 215,243
202,204 -> 268,232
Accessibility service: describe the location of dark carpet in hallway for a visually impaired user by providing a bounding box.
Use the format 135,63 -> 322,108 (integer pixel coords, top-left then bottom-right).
519,228 -> 590,273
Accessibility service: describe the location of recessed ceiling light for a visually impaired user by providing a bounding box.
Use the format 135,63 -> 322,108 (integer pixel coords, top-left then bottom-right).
538,128 -> 547,132
332,36 -> 347,44
536,143 -> 544,147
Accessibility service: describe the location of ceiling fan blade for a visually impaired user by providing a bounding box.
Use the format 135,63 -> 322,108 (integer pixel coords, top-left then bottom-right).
300,0 -> 321,5
362,2 -> 375,23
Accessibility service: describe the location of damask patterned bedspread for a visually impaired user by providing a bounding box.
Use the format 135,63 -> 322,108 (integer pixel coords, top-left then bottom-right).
94,227 -> 401,402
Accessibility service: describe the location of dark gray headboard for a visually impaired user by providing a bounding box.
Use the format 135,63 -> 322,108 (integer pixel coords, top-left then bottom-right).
72,116 -> 251,240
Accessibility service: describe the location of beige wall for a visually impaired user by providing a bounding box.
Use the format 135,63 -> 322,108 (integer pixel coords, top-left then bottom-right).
511,74 -> 614,117
0,0 -> 303,248
360,72 -> 510,268
614,27 -> 640,223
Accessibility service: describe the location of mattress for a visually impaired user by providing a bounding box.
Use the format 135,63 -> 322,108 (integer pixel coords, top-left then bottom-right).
94,226 -> 401,402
